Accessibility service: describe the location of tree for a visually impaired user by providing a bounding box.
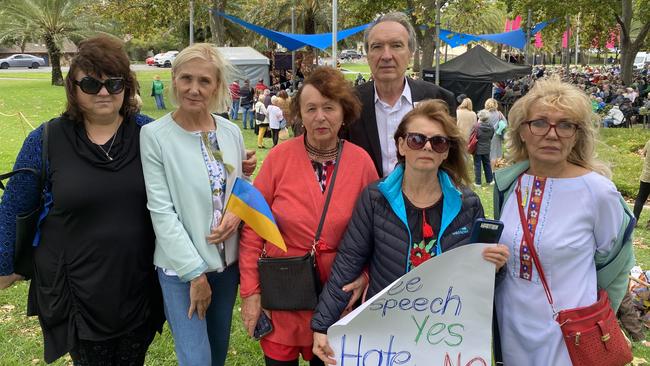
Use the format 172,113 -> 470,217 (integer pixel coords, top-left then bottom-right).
506,0 -> 650,85
0,0 -> 103,85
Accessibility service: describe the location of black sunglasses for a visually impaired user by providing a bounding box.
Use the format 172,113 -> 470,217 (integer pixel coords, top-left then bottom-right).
405,133 -> 450,153
74,76 -> 125,95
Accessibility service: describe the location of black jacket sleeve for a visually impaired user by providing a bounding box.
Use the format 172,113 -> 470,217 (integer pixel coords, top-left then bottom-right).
311,186 -> 376,333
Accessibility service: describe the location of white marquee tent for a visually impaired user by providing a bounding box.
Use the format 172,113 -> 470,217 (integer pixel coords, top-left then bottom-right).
216,47 -> 270,87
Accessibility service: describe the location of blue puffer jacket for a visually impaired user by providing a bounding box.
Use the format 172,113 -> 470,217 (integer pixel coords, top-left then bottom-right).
311,164 -> 486,333
0,114 -> 153,276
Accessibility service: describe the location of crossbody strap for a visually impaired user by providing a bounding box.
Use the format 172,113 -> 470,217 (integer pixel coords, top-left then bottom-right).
515,175 -> 556,312
40,122 -> 49,198
313,140 -> 344,249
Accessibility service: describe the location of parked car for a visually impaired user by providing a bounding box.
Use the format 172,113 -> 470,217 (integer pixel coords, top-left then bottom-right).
339,49 -> 363,60
0,54 -> 46,69
155,51 -> 178,67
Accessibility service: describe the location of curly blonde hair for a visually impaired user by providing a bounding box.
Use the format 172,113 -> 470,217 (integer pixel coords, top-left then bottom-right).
505,76 -> 610,177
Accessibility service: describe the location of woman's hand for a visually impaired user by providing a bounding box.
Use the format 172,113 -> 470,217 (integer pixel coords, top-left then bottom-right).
482,244 -> 510,272
241,294 -> 262,337
207,212 -> 241,244
313,332 -> 337,365
242,149 -> 257,176
0,273 -> 24,290
188,274 -> 212,320
342,273 -> 368,312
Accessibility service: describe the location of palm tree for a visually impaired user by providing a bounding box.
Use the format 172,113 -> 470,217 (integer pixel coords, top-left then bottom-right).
0,0 -> 103,85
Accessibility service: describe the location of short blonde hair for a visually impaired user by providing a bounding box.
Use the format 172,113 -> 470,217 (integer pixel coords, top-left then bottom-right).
505,75 -> 610,177
458,98 -> 473,111
170,43 -> 233,113
484,98 -> 499,111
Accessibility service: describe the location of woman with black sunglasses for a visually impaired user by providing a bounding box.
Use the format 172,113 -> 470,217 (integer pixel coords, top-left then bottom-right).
311,99 -> 509,364
0,35 -> 165,364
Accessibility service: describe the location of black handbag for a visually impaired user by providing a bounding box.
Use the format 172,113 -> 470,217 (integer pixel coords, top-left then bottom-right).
0,122 -> 48,279
257,141 -> 343,311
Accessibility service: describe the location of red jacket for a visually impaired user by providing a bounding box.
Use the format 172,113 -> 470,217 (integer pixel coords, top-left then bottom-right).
239,137 -> 378,347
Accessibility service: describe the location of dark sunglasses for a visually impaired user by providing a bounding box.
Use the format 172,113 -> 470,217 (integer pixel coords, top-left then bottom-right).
74,76 -> 125,95
405,132 -> 450,153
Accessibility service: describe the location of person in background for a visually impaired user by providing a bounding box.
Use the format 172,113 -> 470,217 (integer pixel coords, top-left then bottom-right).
473,109 -> 494,186
240,66 -> 379,366
267,96 -> 284,147
140,43 -> 248,366
492,76 -> 634,365
229,80 -> 241,120
484,98 -> 506,168
256,78 -> 268,92
255,89 -> 270,149
456,97 -> 477,139
240,79 -> 255,130
0,35 -> 165,365
348,11 -> 457,178
311,100 -> 509,363
633,138 -> 650,226
603,104 -> 624,127
151,74 -> 166,110
276,89 -> 291,130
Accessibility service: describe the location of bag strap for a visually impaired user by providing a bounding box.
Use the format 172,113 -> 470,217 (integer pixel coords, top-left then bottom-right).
515,174 -> 556,313
40,122 -> 49,197
313,140 -> 344,248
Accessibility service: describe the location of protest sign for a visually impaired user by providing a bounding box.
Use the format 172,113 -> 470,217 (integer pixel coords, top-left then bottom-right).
327,244 -> 495,366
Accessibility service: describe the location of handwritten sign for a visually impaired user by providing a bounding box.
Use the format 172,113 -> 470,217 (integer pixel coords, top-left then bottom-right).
328,244 -> 495,366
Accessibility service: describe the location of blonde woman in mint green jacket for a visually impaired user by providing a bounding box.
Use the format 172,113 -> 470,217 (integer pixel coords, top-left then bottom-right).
140,43 -> 247,366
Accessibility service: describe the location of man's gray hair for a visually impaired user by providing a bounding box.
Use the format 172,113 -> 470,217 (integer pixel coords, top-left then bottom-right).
363,12 -> 417,54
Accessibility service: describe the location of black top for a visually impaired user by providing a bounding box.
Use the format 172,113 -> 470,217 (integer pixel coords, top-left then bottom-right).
28,115 -> 164,363
404,194 -> 443,266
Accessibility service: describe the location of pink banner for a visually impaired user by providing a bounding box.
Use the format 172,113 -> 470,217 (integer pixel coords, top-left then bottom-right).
562,29 -> 572,48
605,29 -> 618,49
534,32 -> 543,49
512,15 -> 522,30
504,19 -> 511,32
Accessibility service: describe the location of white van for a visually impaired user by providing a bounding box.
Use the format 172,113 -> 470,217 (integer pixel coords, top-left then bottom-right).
634,52 -> 649,70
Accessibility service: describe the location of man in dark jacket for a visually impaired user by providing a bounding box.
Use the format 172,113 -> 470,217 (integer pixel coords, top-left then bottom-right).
347,12 -> 457,177
239,79 -> 255,130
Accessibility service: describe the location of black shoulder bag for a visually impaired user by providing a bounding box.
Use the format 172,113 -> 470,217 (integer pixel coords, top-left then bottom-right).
0,122 -> 49,279
257,141 -> 344,311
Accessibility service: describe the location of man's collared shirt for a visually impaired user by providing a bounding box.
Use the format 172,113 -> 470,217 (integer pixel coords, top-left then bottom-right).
374,78 -> 413,177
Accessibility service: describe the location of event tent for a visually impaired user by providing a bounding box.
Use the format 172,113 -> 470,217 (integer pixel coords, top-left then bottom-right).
422,45 -> 531,112
216,47 -> 270,87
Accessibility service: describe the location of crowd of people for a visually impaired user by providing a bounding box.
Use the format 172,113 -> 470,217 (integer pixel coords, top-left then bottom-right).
0,10 -> 641,366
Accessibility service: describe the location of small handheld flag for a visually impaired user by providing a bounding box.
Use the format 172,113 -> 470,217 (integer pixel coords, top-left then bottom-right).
226,178 -> 287,252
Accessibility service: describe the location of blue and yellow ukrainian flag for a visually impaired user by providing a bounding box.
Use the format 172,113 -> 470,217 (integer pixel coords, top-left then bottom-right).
226,178 -> 287,252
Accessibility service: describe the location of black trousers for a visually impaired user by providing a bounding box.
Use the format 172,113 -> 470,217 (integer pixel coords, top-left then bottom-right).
271,128 -> 280,146
633,180 -> 650,222
265,355 -> 325,366
69,326 -> 156,366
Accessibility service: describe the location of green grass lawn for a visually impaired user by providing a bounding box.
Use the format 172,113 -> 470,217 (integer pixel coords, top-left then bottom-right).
2,70 -> 650,364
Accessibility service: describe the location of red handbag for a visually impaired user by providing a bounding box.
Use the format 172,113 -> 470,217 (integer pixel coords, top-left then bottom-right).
515,176 -> 632,366
467,123 -> 478,154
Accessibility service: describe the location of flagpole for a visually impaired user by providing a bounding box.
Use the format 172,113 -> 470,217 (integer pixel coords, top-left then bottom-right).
332,0 -> 338,67
435,0 -> 441,85
525,9 -> 531,64
291,4 -> 296,91
189,0 -> 195,45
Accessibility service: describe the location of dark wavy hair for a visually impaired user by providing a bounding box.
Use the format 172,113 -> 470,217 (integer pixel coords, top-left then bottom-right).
393,99 -> 470,187
63,35 -> 138,122
290,66 -> 361,137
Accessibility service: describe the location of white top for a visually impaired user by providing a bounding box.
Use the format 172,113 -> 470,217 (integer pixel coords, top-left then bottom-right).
267,104 -> 284,129
374,78 -> 413,177
496,172 -> 623,366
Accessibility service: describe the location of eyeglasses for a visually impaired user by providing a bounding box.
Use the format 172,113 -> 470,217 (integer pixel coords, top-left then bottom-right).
524,119 -> 579,138
405,133 -> 450,153
74,76 -> 125,95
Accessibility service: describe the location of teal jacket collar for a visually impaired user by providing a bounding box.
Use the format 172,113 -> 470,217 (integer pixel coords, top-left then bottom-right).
377,164 -> 463,269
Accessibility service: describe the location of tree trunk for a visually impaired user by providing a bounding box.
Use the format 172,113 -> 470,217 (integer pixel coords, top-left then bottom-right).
496,44 -> 503,58
44,33 -> 63,86
413,47 -> 421,73
211,0 -> 227,46
420,28 -> 436,70
616,0 -> 650,85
